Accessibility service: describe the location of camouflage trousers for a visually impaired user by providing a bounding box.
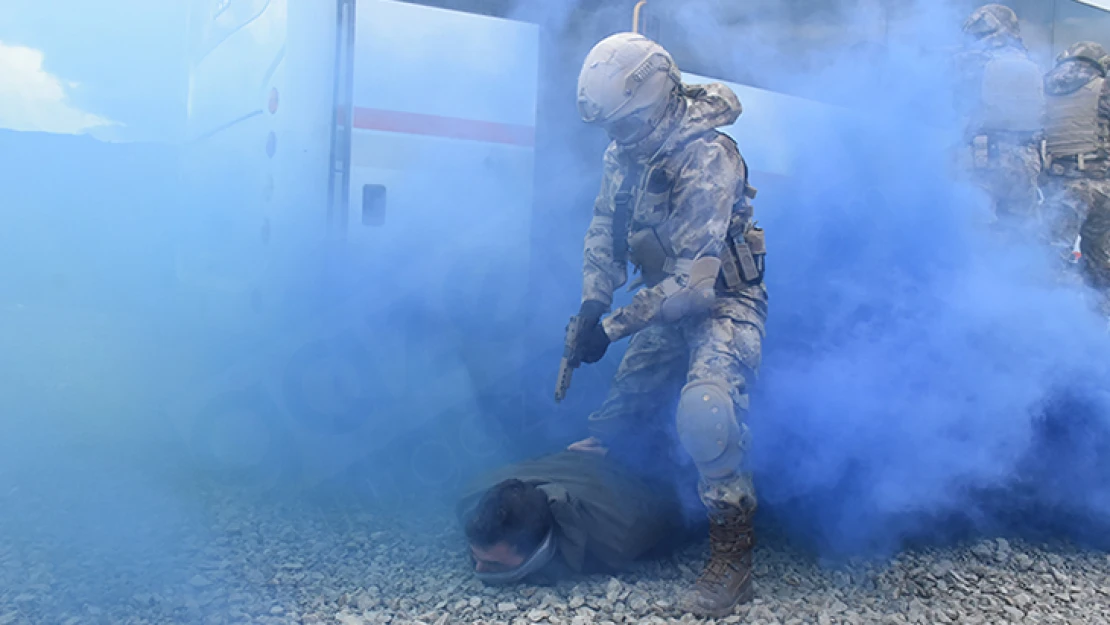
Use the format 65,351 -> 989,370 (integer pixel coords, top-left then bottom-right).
588,292 -> 766,512
1074,178 -> 1110,317
970,141 -> 1043,226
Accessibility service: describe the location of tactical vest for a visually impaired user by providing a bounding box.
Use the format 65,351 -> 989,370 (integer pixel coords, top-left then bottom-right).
612,133 -> 763,292
978,54 -> 1045,134
1045,77 -> 1107,161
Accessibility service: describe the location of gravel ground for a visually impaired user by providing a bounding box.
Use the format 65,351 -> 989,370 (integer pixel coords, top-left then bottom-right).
2,490 -> 1110,625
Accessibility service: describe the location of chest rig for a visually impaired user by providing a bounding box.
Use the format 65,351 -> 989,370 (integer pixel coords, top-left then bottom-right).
611,133 -> 764,293
1045,77 -> 1108,174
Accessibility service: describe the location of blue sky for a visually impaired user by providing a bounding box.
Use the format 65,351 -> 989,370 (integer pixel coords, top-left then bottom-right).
0,0 -> 189,142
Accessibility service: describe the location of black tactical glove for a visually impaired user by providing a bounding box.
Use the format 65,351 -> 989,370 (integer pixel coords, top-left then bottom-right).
578,322 -> 611,364
577,300 -> 607,329
574,300 -> 610,365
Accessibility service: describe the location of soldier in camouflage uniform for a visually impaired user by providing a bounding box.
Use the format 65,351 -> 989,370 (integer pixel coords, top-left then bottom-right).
1043,42 -> 1110,316
567,33 -> 767,618
955,5 -> 1045,231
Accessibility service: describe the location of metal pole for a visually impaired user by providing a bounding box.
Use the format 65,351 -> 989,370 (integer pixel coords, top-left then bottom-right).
632,0 -> 647,33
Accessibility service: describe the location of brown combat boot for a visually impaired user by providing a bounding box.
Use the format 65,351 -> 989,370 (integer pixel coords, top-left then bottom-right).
678,507 -> 755,618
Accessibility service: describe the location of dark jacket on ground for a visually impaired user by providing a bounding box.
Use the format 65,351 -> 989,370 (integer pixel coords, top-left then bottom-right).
457,450 -> 688,576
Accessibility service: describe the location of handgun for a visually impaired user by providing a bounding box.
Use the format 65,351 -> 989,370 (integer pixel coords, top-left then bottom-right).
554,314 -> 584,402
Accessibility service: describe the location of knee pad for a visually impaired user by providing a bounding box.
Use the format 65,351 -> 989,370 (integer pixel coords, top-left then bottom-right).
675,380 -> 744,479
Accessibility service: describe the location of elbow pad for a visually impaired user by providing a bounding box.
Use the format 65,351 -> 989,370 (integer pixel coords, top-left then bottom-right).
659,256 -> 720,323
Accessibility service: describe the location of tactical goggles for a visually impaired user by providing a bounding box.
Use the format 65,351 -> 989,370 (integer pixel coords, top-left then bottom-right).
604,115 -> 652,144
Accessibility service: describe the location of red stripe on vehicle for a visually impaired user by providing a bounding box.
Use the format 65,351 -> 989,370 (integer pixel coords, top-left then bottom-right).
351,107 -> 535,147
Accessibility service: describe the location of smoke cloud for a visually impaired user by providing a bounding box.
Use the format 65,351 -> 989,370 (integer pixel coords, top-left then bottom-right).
653,0 -> 1110,556
3,0 -> 1110,618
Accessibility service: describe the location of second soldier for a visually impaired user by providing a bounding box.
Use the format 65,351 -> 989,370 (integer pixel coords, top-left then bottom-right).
955,4 -> 1045,232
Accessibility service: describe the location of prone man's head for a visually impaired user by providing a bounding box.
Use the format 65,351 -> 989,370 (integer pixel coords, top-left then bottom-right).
464,479 -> 554,580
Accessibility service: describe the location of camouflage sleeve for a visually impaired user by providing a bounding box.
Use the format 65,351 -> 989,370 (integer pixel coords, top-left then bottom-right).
601,135 -> 743,341
581,145 -> 628,308
1100,79 -> 1110,121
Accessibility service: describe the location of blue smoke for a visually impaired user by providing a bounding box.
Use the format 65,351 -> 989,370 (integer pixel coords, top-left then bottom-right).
659,1 -> 1110,556
500,0 -> 1110,558
5,2 -> 1110,620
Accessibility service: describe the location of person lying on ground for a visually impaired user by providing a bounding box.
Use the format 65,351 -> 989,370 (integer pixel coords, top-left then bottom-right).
456,448 -> 694,585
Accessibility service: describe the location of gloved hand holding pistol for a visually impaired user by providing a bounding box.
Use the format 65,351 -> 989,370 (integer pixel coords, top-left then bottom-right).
573,299 -> 611,364
554,300 -> 611,402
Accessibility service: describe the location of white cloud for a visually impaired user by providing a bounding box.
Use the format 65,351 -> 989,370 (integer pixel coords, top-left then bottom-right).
0,40 -> 120,134
1076,0 -> 1110,12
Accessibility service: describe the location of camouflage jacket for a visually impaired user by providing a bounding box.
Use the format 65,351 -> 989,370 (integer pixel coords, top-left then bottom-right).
1045,61 -> 1110,178
581,82 -> 752,342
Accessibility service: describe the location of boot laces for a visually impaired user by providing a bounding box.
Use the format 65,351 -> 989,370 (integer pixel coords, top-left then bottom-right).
697,552 -> 735,587
696,514 -> 752,588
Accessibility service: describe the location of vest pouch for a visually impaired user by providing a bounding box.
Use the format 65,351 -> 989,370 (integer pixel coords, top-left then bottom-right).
720,218 -> 764,291
733,230 -> 762,282
744,227 -> 767,278
744,226 -> 766,256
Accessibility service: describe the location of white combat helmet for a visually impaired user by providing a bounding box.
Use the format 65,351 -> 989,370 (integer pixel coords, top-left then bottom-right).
577,32 -> 681,142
